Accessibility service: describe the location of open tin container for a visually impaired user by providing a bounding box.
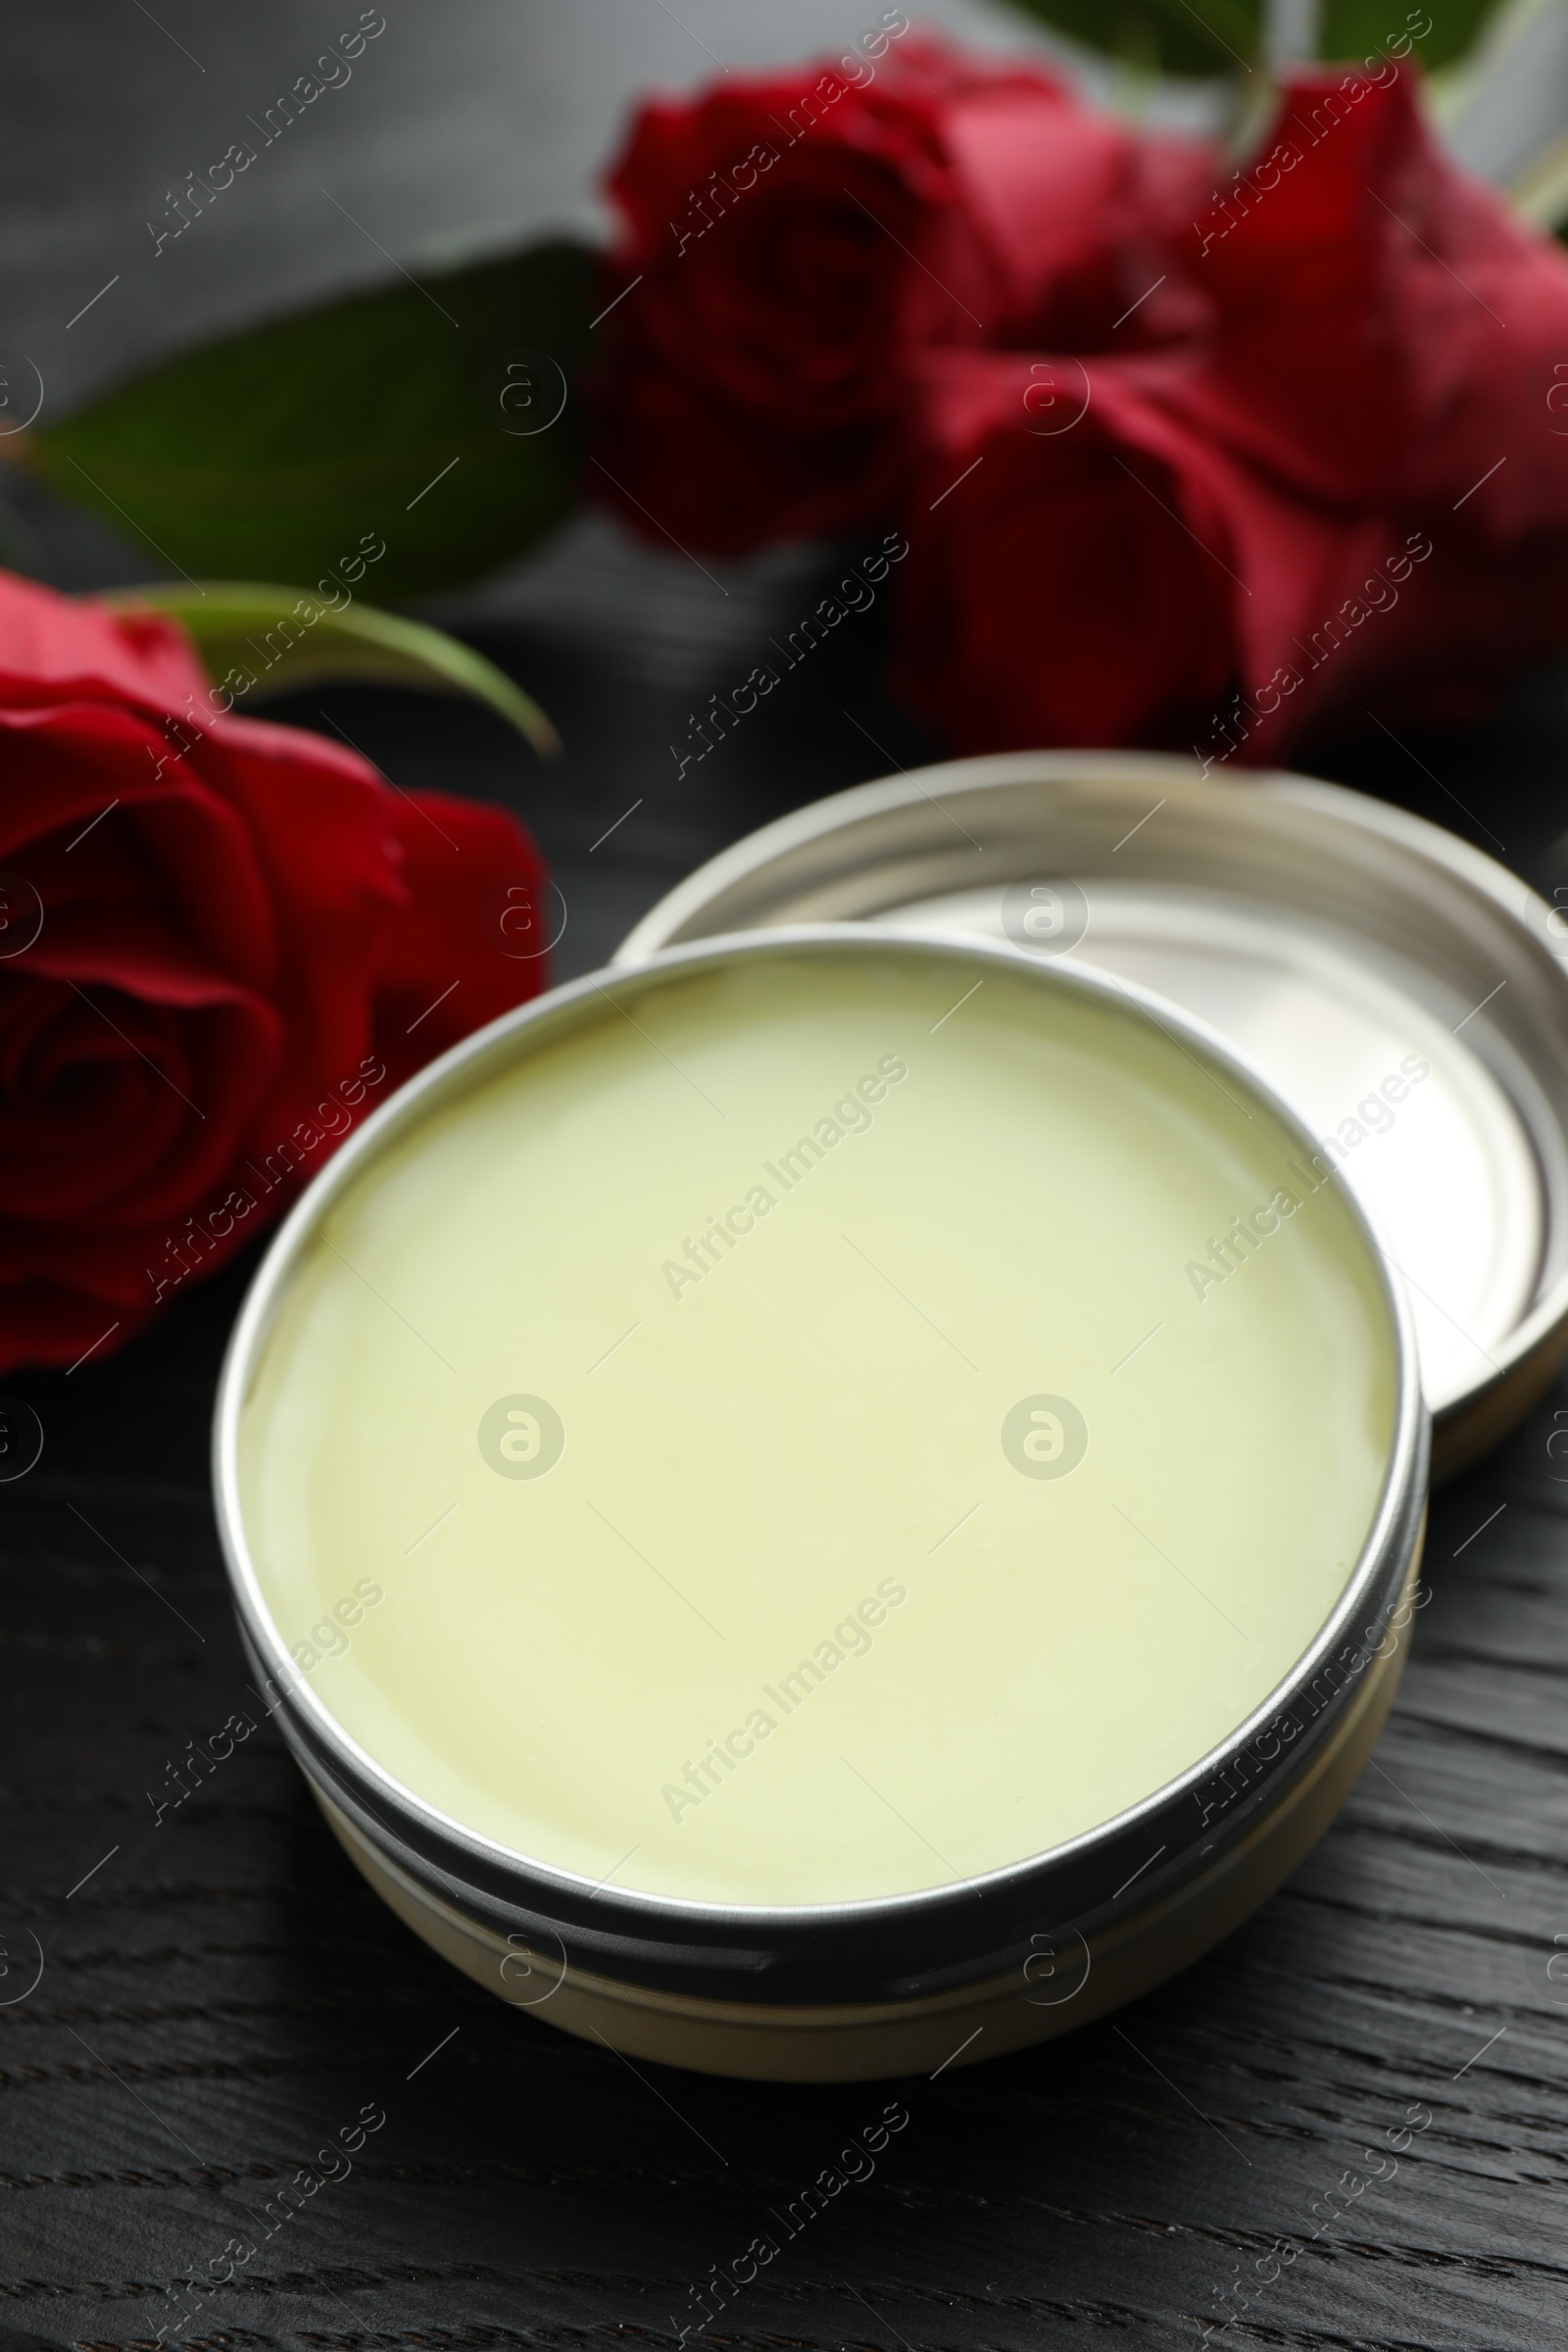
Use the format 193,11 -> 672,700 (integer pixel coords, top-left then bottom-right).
620,752 -> 1568,1478
216,924 -> 1426,2082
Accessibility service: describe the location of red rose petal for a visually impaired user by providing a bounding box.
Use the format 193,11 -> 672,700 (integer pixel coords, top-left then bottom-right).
369,789 -> 551,1091
0,572 -> 210,718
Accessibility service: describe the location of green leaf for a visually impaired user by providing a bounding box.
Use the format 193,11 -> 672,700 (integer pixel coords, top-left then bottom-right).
995,0 -> 1501,74
101,581 -> 559,756
993,0 -> 1260,76
23,240 -> 595,601
1320,0 -> 1504,70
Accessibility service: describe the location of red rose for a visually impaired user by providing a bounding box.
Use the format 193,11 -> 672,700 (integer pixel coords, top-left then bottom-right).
0,571 -> 549,1372
890,63 -> 1568,765
1181,65 -> 1568,535
892,351 -> 1288,753
890,349 -> 1568,763
593,38 -> 1212,554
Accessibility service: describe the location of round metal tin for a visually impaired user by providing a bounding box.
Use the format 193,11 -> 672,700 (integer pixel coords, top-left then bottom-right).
616,753 -> 1568,1477
214,927 -> 1426,2081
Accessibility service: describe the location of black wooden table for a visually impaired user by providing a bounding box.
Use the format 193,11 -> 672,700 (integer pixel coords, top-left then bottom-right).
6,578 -> 1568,2352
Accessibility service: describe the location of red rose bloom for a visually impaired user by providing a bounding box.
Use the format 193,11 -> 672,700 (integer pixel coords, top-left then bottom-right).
1182,66 -> 1568,536
892,352 -> 1291,752
0,571 -> 549,1372
593,36 -> 1212,554
889,56 -> 1568,766
594,38 -> 1568,761
892,348 -> 1568,764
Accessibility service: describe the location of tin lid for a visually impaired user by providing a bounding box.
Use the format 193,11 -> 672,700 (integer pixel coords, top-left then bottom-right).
617,753 -> 1568,1476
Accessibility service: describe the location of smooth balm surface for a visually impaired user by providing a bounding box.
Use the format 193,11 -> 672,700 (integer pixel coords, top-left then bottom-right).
239,948 -> 1396,1908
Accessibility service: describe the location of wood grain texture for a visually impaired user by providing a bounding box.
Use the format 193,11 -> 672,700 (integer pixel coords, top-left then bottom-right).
5,588 -> 1568,2352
